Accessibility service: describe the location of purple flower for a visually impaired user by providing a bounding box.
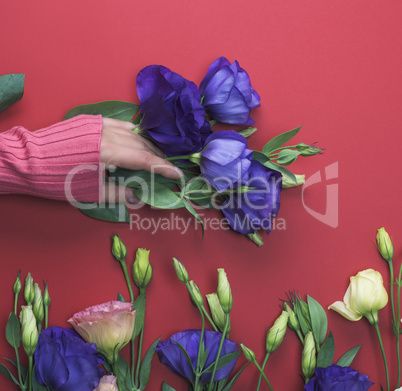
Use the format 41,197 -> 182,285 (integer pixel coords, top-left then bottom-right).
221,161 -> 282,235
34,326 -> 104,391
199,57 -> 260,125
200,130 -> 253,193
304,365 -> 374,391
136,65 -> 211,157
155,329 -> 239,385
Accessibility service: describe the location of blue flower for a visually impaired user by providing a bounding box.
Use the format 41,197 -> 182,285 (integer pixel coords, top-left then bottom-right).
34,326 -> 104,391
199,57 -> 260,125
221,161 -> 282,234
304,365 -> 374,391
155,329 -> 239,385
200,130 -> 253,193
136,65 -> 212,157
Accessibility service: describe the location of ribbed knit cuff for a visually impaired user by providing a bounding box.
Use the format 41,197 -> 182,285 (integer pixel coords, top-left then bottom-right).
0,115 -> 103,202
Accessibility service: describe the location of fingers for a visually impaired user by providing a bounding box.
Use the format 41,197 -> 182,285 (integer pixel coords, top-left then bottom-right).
102,182 -> 139,204
101,118 -> 183,180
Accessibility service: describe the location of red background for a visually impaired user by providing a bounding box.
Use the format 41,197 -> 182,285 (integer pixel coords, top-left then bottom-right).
1,1 -> 402,389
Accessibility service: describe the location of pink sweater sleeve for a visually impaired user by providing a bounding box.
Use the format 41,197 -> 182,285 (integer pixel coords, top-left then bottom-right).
0,115 -> 103,202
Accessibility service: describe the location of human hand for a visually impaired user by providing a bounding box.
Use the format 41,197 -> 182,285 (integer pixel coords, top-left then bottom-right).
100,118 -> 183,203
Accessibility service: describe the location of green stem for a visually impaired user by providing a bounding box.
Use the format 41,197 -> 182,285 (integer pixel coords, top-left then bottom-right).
14,347 -> 24,388
112,361 -> 123,391
256,352 -> 271,391
44,306 -> 48,330
388,260 -> 397,327
252,359 -> 273,391
166,154 -> 193,161
134,287 -> 146,387
374,323 -> 390,391
201,306 -> 219,332
194,306 -> 205,391
14,293 -> 18,316
28,355 -> 33,391
207,315 -> 230,391
131,338 -> 136,387
268,145 -> 299,155
120,260 -> 134,303
397,263 -> 402,387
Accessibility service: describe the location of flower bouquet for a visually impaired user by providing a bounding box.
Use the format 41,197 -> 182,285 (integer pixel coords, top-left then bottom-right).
63,57 -> 321,246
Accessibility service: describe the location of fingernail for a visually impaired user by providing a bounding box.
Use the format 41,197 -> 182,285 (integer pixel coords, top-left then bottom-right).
128,196 -> 138,204
174,167 -> 184,177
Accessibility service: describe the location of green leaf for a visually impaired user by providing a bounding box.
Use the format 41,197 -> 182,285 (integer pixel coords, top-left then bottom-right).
276,149 -> 301,166
3,358 -> 27,379
162,382 -> 176,391
316,332 -> 334,368
139,337 -> 161,390
32,366 -> 48,391
0,74 -> 25,114
294,296 -> 312,336
64,101 -> 140,122
261,126 -> 302,155
171,339 -> 196,375
132,293 -> 146,340
0,363 -> 19,385
202,351 -> 241,374
307,295 -> 328,347
252,151 -> 269,165
6,312 -> 20,348
117,292 -> 126,302
115,354 -> 132,391
237,127 -> 257,138
263,161 -> 297,183
135,182 -> 185,209
182,198 -> 204,238
77,202 -> 130,223
221,362 -> 250,391
337,345 -> 362,367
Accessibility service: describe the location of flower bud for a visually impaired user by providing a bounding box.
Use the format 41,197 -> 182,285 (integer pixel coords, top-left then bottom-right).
206,293 -> 231,333
111,234 -> 127,261
284,302 -> 299,331
266,311 -> 289,353
13,271 -> 21,295
133,248 -> 152,289
188,280 -> 203,307
172,258 -> 189,283
376,227 -> 393,262
20,306 -> 39,356
217,269 -> 233,313
240,343 -> 255,362
296,143 -> 323,157
282,174 -> 305,189
302,332 -> 316,381
43,282 -> 51,308
33,284 -> 44,324
24,273 -> 34,305
329,269 -> 388,325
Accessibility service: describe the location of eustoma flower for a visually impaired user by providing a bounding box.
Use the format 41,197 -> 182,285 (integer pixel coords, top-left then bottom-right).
199,56 -> 260,125
34,326 -> 103,391
68,300 -> 136,363
136,65 -> 211,156
304,364 -> 374,390
199,130 -> 253,192
155,329 -> 239,384
221,161 -> 282,235
328,269 -> 388,325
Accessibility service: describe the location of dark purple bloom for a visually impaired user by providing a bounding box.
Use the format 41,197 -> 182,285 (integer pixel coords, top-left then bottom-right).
304,365 -> 374,391
221,161 -> 282,235
199,57 -> 260,125
136,65 -> 211,157
34,326 -> 104,391
155,329 -> 239,385
200,130 -> 253,193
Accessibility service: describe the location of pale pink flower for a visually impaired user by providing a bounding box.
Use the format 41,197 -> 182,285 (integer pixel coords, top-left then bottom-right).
93,375 -> 118,391
68,300 -> 135,363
